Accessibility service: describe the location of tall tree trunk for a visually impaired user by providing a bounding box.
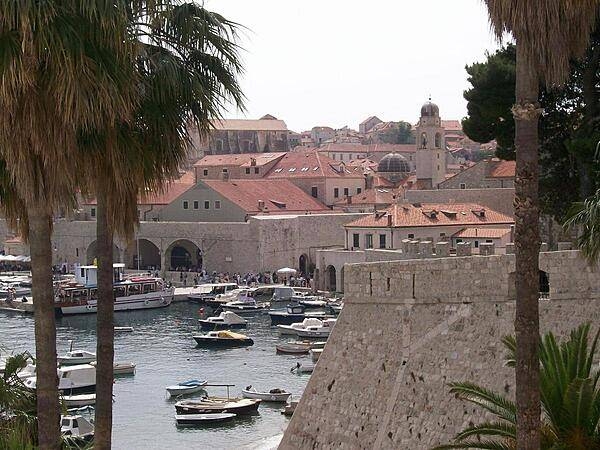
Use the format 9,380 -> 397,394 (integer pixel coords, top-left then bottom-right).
94,180 -> 114,449
513,43 -> 541,450
28,208 -> 60,449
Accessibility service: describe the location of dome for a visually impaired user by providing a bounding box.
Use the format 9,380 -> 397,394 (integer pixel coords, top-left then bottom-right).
377,152 -> 411,173
420,100 -> 439,117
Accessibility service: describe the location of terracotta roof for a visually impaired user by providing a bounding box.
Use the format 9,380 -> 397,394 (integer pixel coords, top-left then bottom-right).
345,203 -> 514,228
442,120 -> 462,132
266,150 -> 364,179
193,153 -> 286,168
360,115 -> 381,125
319,143 -> 417,154
202,179 -> 330,214
334,188 -> 400,206
453,227 -> 512,239
486,159 -> 516,178
211,118 -> 287,131
373,175 -> 396,188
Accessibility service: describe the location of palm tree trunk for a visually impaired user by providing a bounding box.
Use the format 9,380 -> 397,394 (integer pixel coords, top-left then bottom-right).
28,208 -> 60,449
94,181 -> 114,449
514,43 -> 541,450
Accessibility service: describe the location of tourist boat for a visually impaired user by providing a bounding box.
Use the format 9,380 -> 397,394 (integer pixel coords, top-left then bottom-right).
166,379 -> 208,397
268,304 -> 333,326
198,311 -> 247,330
58,350 -> 96,366
62,393 -> 96,408
310,348 -> 323,363
61,414 -> 94,443
54,264 -> 174,315
277,318 -> 325,336
275,342 -> 311,354
90,361 -> 136,376
175,397 -> 261,415
290,362 -> 315,374
25,364 -> 96,395
193,330 -> 254,348
187,283 -> 239,304
175,413 -> 237,426
242,386 -> 291,403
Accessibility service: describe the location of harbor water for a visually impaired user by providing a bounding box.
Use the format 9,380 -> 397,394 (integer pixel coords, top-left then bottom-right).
0,302 -> 312,449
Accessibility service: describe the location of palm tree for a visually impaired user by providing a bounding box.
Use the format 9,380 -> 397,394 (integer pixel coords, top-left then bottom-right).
482,2 -> 600,447
564,188 -> 600,263
434,324 -> 600,450
0,3 -> 137,447
88,3 -> 244,447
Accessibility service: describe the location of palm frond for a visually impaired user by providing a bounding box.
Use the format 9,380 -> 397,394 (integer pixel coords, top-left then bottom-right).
448,382 -> 516,423
454,422 -> 516,441
564,189 -> 600,264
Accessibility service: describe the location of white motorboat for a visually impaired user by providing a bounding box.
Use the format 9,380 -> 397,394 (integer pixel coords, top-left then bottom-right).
114,326 -> 134,332
62,393 -> 96,407
310,348 -> 323,363
90,361 -> 136,376
166,379 -> 208,397
58,350 -> 96,366
61,414 -> 94,443
25,364 -> 96,395
55,264 -> 174,315
277,318 -> 324,336
222,290 -> 268,314
294,319 -> 337,339
187,283 -> 239,304
242,386 -> 291,403
290,362 -> 315,374
198,311 -> 247,330
175,413 -> 236,426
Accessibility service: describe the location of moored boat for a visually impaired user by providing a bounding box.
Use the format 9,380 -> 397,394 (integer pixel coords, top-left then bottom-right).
187,283 -> 239,304
61,414 -> 94,443
175,397 -> 261,415
166,379 -> 208,397
222,289 -> 268,314
199,311 -> 247,330
175,413 -> 236,426
90,361 -> 136,376
25,364 -> 96,395
62,393 -> 96,408
193,331 -> 254,348
290,362 -> 315,374
275,343 -> 311,354
242,386 -> 291,403
58,350 -> 96,366
268,304 -> 334,326
310,348 -> 323,363
277,318 -> 324,336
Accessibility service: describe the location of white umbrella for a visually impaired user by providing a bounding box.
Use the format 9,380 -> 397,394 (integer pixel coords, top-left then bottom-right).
277,267 -> 297,275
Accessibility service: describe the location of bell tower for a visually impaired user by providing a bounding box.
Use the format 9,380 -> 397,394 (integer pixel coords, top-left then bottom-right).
415,98 -> 446,189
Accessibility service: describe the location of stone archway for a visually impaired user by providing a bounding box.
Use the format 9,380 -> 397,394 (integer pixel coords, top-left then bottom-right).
325,265 -> 337,292
131,239 -> 161,270
86,240 -> 121,264
299,254 -> 308,277
165,239 -> 202,271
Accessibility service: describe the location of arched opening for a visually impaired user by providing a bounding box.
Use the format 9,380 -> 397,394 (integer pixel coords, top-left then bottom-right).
325,265 -> 337,292
299,254 -> 308,277
420,132 -> 428,149
340,266 -> 345,293
539,270 -> 550,299
86,241 -> 121,265
130,239 -> 161,270
434,132 -> 441,148
165,239 -> 202,271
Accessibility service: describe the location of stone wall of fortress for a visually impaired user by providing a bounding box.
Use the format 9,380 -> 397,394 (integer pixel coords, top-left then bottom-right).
280,250 -> 600,449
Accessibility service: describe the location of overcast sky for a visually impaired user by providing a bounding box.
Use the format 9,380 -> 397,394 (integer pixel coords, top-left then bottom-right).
204,0 -> 500,132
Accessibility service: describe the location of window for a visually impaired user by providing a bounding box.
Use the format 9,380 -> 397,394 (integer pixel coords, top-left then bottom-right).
203,169 -> 208,176
204,201 -> 210,210
486,239 -> 493,243
474,241 -> 479,248
301,167 -> 309,172
274,168 -> 283,173
343,187 -> 349,196
352,233 -> 360,248
379,234 -> 386,249
357,187 -> 362,194
90,208 -> 96,218
193,201 -> 199,210
76,248 -> 79,257
311,186 -> 318,198
183,200 -> 189,210
332,154 -> 336,160
440,232 -> 446,238
460,183 -> 466,189
222,168 -> 228,173
245,168 -> 250,174
288,167 -> 296,172
254,167 -> 259,174
408,233 -> 415,239
437,165 -> 440,171
334,188 -> 339,198
365,234 -> 373,249
215,200 -> 221,209
313,167 -> 319,171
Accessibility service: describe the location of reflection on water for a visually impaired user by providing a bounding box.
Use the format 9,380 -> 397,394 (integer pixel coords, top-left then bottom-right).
0,303 -> 311,450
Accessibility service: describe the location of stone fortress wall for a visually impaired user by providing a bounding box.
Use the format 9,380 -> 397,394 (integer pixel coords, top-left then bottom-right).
280,250 -> 600,449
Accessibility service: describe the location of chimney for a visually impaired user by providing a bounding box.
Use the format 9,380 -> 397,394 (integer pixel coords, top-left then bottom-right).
258,200 -> 265,210
250,157 -> 257,166
387,214 -> 393,227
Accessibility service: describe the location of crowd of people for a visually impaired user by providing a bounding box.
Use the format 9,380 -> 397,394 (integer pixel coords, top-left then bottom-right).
171,267 -> 312,288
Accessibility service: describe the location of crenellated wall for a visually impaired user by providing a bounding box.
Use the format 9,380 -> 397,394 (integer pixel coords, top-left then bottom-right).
280,251 -> 600,449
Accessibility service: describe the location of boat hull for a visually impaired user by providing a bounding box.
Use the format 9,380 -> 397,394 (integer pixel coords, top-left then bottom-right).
198,321 -> 247,331
242,390 -> 291,402
175,413 -> 236,425
275,344 -> 310,354
58,357 -> 96,366
175,398 -> 260,415
193,336 -> 254,348
62,394 -> 96,407
269,311 -> 333,326
167,386 -> 206,397
57,291 -> 173,316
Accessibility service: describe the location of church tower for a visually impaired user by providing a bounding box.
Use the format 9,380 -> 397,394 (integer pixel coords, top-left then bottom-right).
415,99 -> 446,189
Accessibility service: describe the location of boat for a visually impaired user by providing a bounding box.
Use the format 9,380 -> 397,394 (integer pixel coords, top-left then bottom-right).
175,413 -> 236,426
281,398 -> 299,416
198,311 -> 247,330
114,326 -> 134,332
221,290 -> 268,314
268,304 -> 334,326
294,319 -> 337,339
89,361 -> 136,376
290,362 -> 315,374
25,364 -> 96,395
58,350 -> 96,366
242,386 -> 291,403
327,302 -> 343,315
193,330 -> 254,348
277,318 -> 325,336
62,393 -> 96,407
275,342 -> 311,354
61,414 -> 94,443
55,264 -> 174,315
175,397 -> 261,415
310,348 -> 323,363
166,379 -> 208,397
187,283 -> 239,304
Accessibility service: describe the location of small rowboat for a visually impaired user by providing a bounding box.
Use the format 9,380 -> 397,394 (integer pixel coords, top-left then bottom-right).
62,393 -> 96,407
275,343 -> 310,354
175,413 -> 236,426
290,362 -> 315,374
114,326 -> 134,332
242,386 -> 291,403
175,397 -> 261,415
166,379 -> 208,397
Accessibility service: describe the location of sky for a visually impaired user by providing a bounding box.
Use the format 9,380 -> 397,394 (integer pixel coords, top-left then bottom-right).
204,0 -> 501,132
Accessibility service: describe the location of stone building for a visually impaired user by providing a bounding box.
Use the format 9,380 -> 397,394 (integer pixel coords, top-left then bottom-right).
310,126 -> 335,146
359,115 -> 382,134
193,152 -> 286,181
439,158 -> 515,189
415,99 -> 447,188
318,143 -> 417,168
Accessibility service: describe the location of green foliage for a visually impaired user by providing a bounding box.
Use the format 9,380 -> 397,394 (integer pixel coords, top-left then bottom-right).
375,121 -> 415,145
564,189 -> 600,263
433,324 -> 600,450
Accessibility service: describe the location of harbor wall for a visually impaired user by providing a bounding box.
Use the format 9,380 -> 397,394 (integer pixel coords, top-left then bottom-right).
280,250 -> 600,449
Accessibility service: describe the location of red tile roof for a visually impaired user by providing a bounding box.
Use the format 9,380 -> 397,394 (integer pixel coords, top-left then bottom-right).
486,159 -> 516,178
266,150 -> 364,179
202,179 -> 330,214
193,153 -> 286,168
334,187 -> 400,207
442,120 -> 462,132
345,203 -> 514,228
210,118 -> 287,131
453,227 -> 512,239
318,143 -> 417,154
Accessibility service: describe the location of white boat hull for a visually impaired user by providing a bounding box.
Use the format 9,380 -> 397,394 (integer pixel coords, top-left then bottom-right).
167,385 -> 205,397
62,394 -> 96,407
59,290 -> 173,315
242,389 -> 291,402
